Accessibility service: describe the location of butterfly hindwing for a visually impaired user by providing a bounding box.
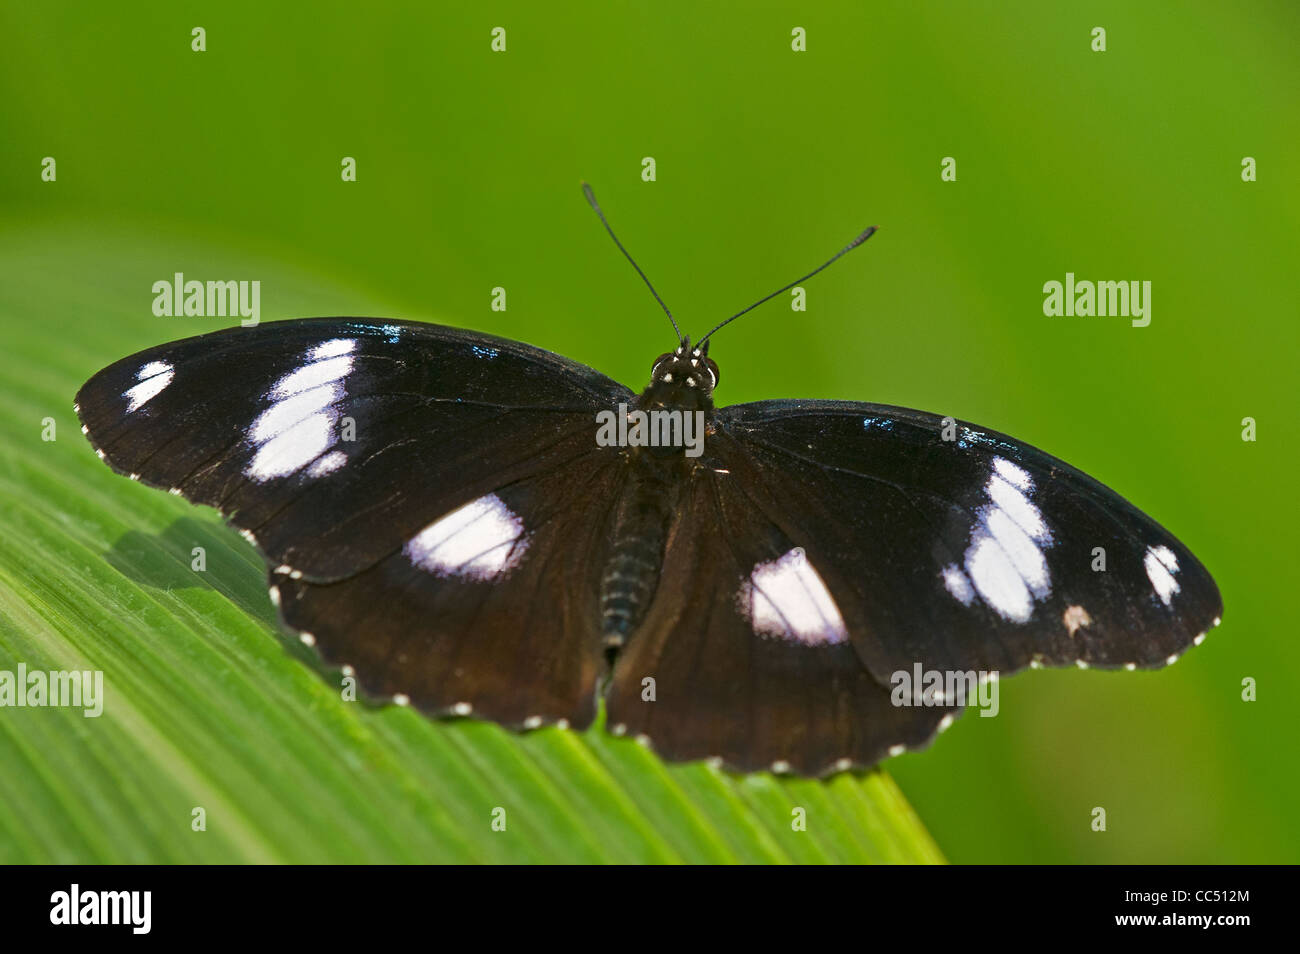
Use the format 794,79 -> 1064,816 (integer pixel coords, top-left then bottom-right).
275,455 -> 628,728
605,456 -> 957,775
714,400 -> 1223,680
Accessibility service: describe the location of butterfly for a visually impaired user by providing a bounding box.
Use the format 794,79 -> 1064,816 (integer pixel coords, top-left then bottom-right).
75,185 -> 1222,776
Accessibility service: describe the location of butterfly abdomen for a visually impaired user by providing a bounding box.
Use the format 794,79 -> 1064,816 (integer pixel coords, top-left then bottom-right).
599,457 -> 681,644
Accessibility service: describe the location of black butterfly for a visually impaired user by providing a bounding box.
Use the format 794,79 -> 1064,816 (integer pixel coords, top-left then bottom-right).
75,186 -> 1221,776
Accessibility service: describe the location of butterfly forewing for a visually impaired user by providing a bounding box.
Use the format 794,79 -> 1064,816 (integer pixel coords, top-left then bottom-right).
76,318 -> 631,580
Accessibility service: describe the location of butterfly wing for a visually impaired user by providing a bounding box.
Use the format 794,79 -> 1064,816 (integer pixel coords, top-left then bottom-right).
604,450 -> 956,775
606,400 -> 1221,774
712,400 -> 1223,682
77,317 -> 632,726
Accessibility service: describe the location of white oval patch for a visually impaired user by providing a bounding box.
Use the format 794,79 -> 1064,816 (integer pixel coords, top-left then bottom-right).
738,547 -> 848,646
1144,544 -> 1181,606
405,493 -> 529,581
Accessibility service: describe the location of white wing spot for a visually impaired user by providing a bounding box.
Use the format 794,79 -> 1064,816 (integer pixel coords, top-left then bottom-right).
942,564 -> 975,605
1144,545 -> 1181,606
966,534 -> 1033,622
1063,604 -> 1092,636
270,354 -> 353,398
405,493 -> 529,581
249,385 -> 342,445
1151,544 -> 1178,573
983,507 -> 1049,596
248,411 -> 337,481
307,449 -> 347,477
987,472 -> 1049,542
245,346 -> 355,482
943,457 -> 1054,621
738,546 -> 848,646
123,361 -> 175,412
307,338 -> 356,361
993,457 -> 1033,491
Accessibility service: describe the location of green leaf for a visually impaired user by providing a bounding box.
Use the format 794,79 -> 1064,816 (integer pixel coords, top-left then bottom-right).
0,223 -> 943,864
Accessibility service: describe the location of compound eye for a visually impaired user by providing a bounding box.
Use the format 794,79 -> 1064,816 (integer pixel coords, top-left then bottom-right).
651,351 -> 674,378
704,358 -> 719,389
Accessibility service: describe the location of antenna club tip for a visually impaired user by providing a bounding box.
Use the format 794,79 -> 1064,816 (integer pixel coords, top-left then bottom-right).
849,225 -> 879,248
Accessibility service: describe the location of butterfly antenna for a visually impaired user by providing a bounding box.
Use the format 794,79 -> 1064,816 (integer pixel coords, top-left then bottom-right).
696,225 -> 878,347
582,182 -> 682,343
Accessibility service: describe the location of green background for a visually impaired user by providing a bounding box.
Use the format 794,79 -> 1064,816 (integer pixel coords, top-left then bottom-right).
1,1 -> 1294,863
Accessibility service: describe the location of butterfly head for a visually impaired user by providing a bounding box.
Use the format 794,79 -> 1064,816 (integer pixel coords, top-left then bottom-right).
645,337 -> 719,409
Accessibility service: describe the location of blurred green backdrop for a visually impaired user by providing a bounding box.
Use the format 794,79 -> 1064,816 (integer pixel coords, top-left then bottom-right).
1,1 -> 1295,863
